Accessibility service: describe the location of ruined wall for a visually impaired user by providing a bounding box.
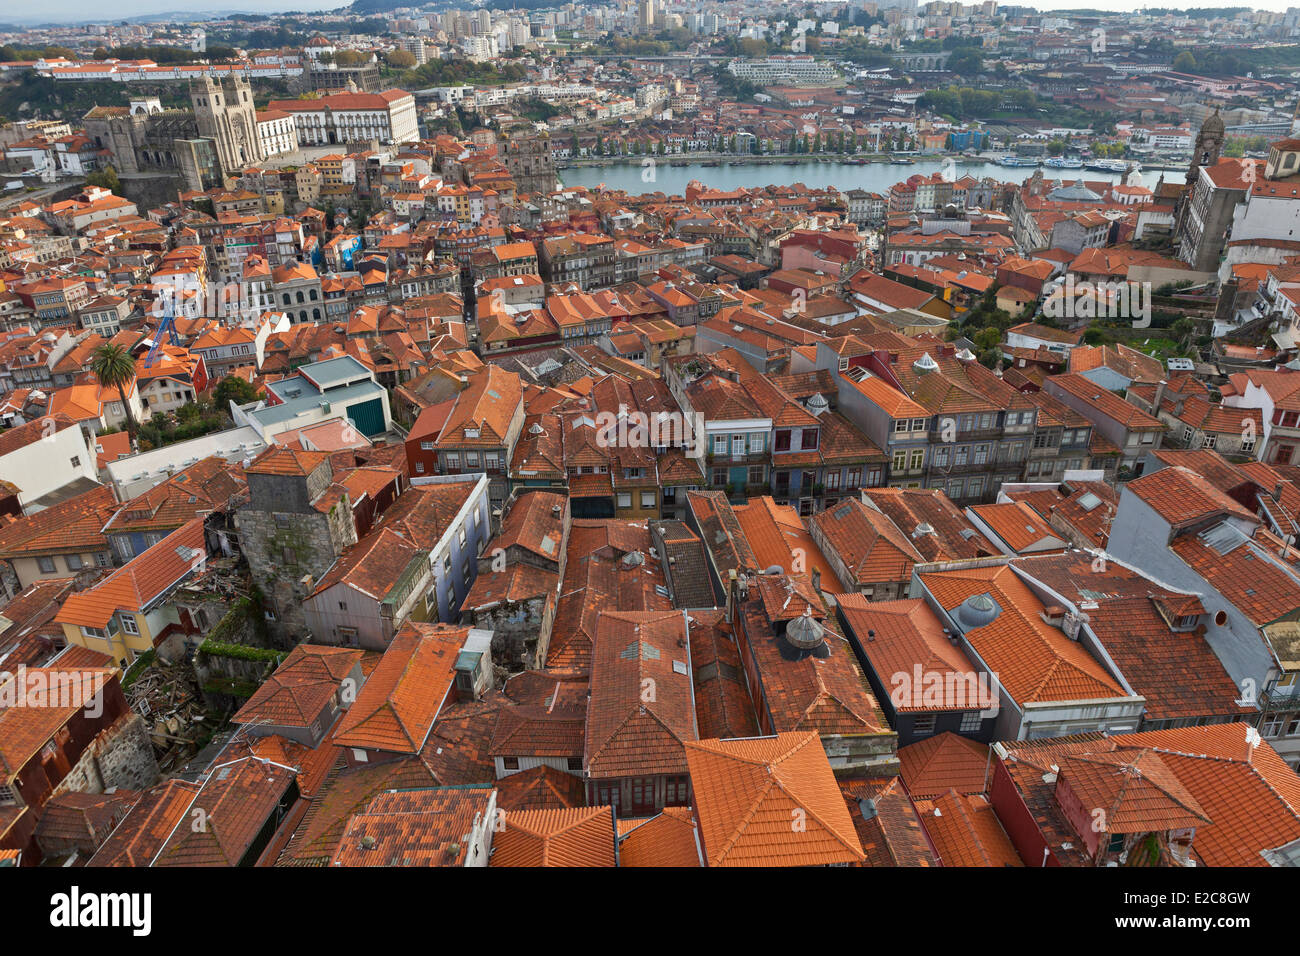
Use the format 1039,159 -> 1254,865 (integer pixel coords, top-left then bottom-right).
54,713 -> 159,797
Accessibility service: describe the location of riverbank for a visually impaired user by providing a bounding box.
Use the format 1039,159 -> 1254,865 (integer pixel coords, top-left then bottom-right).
558,158 -> 1184,196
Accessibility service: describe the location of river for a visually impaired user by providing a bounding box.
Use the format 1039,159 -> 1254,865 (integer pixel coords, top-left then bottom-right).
558,158 -> 1184,196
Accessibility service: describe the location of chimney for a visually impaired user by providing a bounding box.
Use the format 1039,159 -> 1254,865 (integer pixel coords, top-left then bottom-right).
1151,379 -> 1167,414
811,568 -> 822,592
725,567 -> 738,623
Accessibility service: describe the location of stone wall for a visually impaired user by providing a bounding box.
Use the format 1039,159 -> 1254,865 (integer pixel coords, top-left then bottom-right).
54,712 -> 159,797
234,501 -> 355,644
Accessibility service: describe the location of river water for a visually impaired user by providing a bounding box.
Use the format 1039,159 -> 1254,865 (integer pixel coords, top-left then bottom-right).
558,158 -> 1184,196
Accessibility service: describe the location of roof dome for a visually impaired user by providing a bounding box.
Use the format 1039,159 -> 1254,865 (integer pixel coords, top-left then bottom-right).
913,352 -> 939,374
1202,108 -> 1224,135
956,593 -> 1000,630
785,607 -> 825,651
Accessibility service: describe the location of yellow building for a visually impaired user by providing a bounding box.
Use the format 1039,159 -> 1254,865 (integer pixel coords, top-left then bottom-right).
54,517 -> 207,665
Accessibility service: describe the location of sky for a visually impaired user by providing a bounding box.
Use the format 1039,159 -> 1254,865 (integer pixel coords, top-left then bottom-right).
23,0 -> 1300,26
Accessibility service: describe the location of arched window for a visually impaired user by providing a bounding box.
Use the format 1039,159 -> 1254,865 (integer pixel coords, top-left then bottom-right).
313,308 -> 321,321
282,293 -> 291,305
296,291 -> 304,303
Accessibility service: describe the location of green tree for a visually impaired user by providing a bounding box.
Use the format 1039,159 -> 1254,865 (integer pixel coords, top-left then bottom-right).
1172,50 -> 1197,72
213,374 -> 258,409
90,343 -> 138,444
384,49 -> 416,70
85,165 -> 122,196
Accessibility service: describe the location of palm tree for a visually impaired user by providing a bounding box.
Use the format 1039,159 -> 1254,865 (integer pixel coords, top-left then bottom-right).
90,343 -> 138,445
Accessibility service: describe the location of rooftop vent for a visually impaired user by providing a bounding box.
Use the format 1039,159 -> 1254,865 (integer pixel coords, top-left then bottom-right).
913,352 -> 939,374
785,606 -> 825,651
955,593 -> 1000,630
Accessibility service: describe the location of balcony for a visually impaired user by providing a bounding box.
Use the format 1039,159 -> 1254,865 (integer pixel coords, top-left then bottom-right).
1260,684 -> 1300,712
707,451 -> 769,466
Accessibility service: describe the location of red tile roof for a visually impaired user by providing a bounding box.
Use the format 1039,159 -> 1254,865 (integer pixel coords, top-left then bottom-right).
490,805 -> 617,867
685,731 -> 865,867
332,623 -> 463,755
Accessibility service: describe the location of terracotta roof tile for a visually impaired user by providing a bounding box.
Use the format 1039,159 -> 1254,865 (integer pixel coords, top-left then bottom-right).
490,805 -> 617,867
685,732 -> 865,867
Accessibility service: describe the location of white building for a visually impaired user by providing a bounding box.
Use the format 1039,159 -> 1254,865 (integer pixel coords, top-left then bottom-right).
265,89 -> 419,146
0,415 -> 98,511
255,109 -> 299,157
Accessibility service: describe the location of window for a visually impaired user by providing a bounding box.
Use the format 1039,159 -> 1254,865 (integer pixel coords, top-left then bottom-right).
775,430 -> 792,452
973,444 -> 989,465
731,434 -> 745,456
485,453 -> 500,471
70,456 -> 81,468
892,449 -> 908,471
894,419 -> 909,434
748,465 -> 764,485
445,452 -> 460,470
617,493 -> 632,508
959,711 -> 982,733
711,467 -> 727,485
913,713 -> 937,737
955,446 -> 969,466
847,467 -> 862,487
933,447 -> 950,468
909,449 -> 924,469
1202,434 -> 1217,449
911,418 -> 927,432
415,462 -> 425,474
665,775 -> 689,804
567,756 -> 583,771
37,556 -> 55,574
420,441 -> 434,450
641,490 -> 655,507
749,434 -> 764,454
712,434 -> 727,456
0,784 -> 14,805
65,554 -> 83,571
967,477 -> 984,497
339,601 -> 348,611
465,451 -> 480,468
825,471 -> 841,492
119,614 -> 139,636
1263,714 -> 1285,737
802,430 -> 819,450
1180,425 -> 1194,443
